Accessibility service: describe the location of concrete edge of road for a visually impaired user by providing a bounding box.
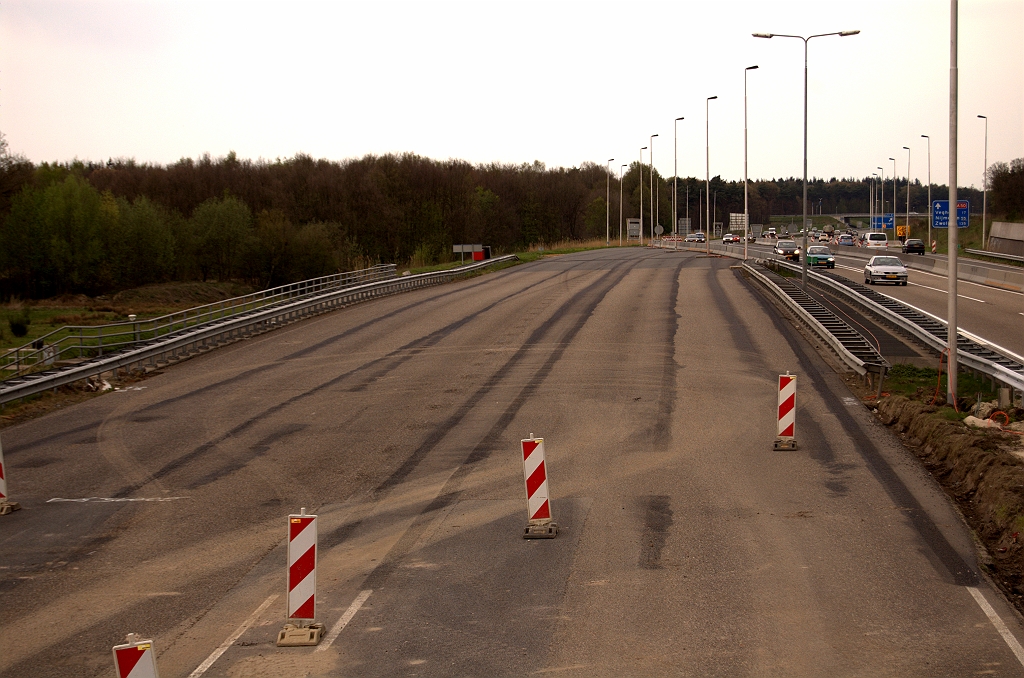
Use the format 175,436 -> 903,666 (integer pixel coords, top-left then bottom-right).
726,238 -> 1024,293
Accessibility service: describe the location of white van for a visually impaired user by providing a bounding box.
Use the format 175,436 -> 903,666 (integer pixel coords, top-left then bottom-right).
864,232 -> 888,249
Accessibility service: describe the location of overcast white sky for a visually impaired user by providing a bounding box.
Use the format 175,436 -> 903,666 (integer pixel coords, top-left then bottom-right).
1,0 -> 1021,188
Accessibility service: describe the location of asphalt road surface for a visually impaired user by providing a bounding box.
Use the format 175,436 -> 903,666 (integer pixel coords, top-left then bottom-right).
745,240 -> 1024,358
2,248 -> 1024,677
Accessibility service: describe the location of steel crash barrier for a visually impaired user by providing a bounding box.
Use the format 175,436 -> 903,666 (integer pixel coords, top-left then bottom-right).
0,256 -> 517,405
650,239 -> 1024,396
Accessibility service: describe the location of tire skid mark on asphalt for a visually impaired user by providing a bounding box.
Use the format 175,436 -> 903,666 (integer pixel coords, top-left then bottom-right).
131,262 -> 540,416
1,421 -> 99,457
716,266 -> 854,494
106,264 -> 592,498
356,253 -> 686,594
756,274 -> 979,587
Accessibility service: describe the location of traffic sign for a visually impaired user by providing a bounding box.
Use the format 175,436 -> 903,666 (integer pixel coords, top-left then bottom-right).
871,214 -> 894,229
932,200 -> 969,228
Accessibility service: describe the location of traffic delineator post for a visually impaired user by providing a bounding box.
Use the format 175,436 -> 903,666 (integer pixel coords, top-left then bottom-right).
278,508 -> 324,646
774,373 -> 798,450
0,433 -> 21,516
522,434 -> 558,538
112,633 -> 160,678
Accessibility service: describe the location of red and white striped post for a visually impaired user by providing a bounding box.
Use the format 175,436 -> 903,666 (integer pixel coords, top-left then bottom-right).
112,634 -> 159,678
0,433 -> 21,516
277,509 -> 324,646
522,435 -> 558,538
774,373 -> 798,450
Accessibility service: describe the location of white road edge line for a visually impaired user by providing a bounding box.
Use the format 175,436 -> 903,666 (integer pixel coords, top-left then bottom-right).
316,589 -> 373,653
188,594 -> 278,678
967,586 -> 1024,667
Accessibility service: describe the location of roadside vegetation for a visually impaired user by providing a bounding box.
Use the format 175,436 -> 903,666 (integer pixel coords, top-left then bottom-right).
1,130 -> 1015,304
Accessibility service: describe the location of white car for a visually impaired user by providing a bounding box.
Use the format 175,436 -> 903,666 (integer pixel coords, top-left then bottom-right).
864,255 -> 908,285
864,232 -> 888,248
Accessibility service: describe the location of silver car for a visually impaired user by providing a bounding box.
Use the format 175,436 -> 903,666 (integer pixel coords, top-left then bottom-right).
864,255 -> 908,285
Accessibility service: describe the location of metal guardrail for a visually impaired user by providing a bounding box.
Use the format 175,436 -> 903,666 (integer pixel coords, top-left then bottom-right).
771,258 -> 1024,393
742,262 -> 886,377
965,248 -> 1024,264
1,264 -> 398,379
0,256 -> 518,405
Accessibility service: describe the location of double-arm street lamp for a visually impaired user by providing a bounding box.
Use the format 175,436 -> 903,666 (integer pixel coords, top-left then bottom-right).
753,29 -> 860,286
922,135 -> 932,251
674,117 -> 684,243
606,158 -> 614,246
619,164 -> 628,245
903,146 -> 911,241
650,134 -> 659,243
639,146 -> 647,246
744,65 -> 758,260
705,95 -> 717,255
978,114 -> 988,248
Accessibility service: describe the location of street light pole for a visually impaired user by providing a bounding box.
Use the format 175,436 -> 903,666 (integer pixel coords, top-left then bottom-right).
650,134 -> 658,243
639,147 -> 647,246
870,172 -> 878,230
753,29 -> 859,287
948,0 -> 959,403
903,146 -> 911,241
606,158 -> 614,246
705,95 -> 717,255
674,117 -> 684,240
890,157 -> 897,239
922,135 -> 931,252
879,166 -> 885,230
619,164 -> 627,246
744,65 -> 758,261
978,114 -> 988,248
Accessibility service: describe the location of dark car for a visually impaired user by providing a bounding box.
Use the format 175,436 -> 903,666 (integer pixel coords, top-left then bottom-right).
774,239 -> 800,261
902,238 -> 925,254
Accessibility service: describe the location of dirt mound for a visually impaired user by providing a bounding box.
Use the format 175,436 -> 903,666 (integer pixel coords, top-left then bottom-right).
876,395 -> 1024,606
111,281 -> 253,311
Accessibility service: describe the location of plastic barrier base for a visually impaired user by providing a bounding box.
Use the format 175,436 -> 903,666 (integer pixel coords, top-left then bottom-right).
773,439 -> 799,451
277,622 -> 324,647
523,522 -> 559,539
0,500 -> 20,516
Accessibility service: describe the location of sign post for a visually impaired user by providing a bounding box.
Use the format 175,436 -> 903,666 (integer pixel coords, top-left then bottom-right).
0,434 -> 20,516
774,373 -> 798,451
112,634 -> 159,678
278,509 -> 324,646
931,200 -> 970,228
522,435 -> 557,538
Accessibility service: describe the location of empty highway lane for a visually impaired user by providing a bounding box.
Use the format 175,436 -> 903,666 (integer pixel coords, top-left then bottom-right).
1,247 -> 1022,676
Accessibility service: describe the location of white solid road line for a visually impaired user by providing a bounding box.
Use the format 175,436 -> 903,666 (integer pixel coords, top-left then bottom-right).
188,594 -> 278,678
909,266 -> 1024,297
316,589 -> 373,652
908,281 -> 986,303
967,586 -> 1024,668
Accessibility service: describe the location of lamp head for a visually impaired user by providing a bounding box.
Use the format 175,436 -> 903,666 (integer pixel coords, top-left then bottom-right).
839,30 -> 860,36
746,65 -> 759,70
889,157 -> 895,161
652,134 -> 659,138
978,114 -> 987,119
752,33 -> 772,38
641,146 -> 647,150
708,96 -> 718,101
903,146 -> 909,150
675,116 -> 684,121
921,134 -> 929,139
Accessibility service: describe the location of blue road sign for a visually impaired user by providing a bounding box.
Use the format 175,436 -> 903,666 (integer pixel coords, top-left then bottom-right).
932,200 -> 969,228
871,214 -> 895,229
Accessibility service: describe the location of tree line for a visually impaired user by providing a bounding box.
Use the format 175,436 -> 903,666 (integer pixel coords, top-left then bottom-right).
0,135 -> 1009,299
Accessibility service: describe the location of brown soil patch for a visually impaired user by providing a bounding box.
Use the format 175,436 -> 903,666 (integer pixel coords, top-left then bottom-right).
846,373 -> 1024,613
